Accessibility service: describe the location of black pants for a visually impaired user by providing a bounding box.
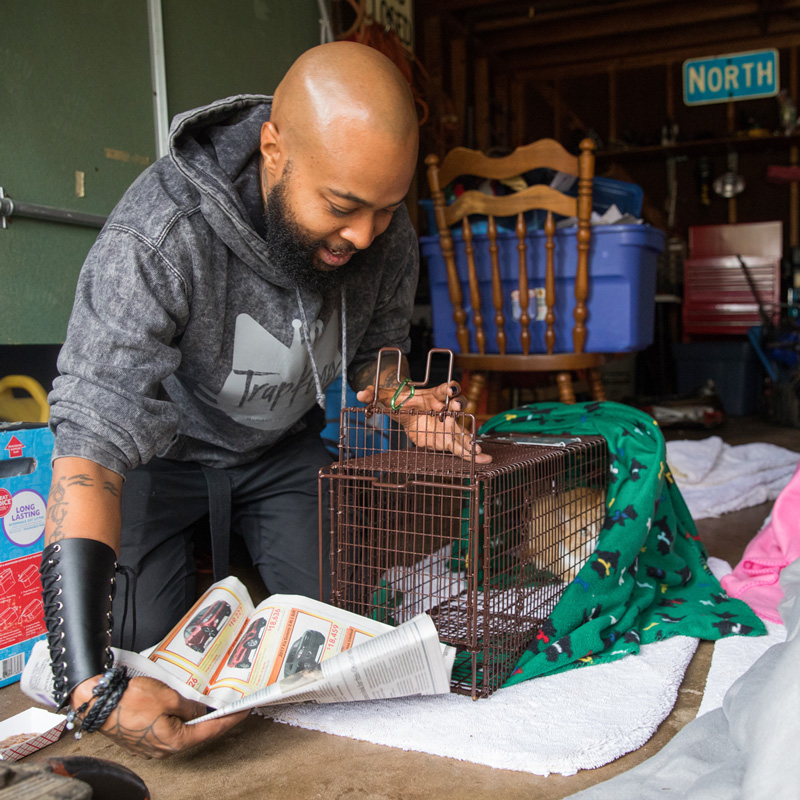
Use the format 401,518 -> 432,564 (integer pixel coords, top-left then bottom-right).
112,426 -> 333,650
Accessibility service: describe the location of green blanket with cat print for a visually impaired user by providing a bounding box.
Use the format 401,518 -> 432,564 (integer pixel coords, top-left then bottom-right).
477,401 -> 766,687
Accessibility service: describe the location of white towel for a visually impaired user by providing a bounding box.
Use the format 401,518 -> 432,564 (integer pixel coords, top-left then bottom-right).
263,635 -> 698,777
666,438 -> 798,519
697,557 -> 788,716
667,435 -> 726,484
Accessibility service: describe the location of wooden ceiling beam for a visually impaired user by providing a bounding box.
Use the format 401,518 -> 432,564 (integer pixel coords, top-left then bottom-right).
481,1 -> 800,53
417,0 -> 679,17
497,17 -> 800,77
508,30 -> 800,79
473,0 -> 686,34
416,0 -> 526,15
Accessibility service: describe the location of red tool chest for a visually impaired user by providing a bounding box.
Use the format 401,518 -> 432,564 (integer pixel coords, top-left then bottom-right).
682,222 -> 782,338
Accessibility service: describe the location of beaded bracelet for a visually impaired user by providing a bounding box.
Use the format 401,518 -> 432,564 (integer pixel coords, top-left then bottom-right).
65,664 -> 130,739
390,379 -> 415,411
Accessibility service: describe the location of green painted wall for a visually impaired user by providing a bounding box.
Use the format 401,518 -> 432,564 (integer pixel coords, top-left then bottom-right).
1,1 -> 155,344
2,0 -> 321,345
163,0 -> 321,115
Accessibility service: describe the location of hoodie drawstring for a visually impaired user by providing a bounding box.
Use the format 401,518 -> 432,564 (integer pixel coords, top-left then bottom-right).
295,286 -> 348,415
340,288 -> 348,412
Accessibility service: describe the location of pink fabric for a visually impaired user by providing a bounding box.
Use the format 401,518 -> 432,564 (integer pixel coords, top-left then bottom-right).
721,460 -> 800,623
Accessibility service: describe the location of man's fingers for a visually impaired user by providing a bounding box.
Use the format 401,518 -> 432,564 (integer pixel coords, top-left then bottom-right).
175,710 -> 250,751
430,381 -> 461,406
159,683 -> 249,732
415,416 -> 494,464
357,379 -> 493,464
449,394 -> 468,411
162,688 -> 210,721
356,385 -> 376,404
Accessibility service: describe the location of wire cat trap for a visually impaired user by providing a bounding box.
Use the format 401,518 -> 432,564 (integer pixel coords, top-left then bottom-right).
319,349 -> 608,699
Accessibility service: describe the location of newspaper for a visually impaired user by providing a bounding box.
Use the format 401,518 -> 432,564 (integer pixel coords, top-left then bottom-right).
21,577 -> 456,722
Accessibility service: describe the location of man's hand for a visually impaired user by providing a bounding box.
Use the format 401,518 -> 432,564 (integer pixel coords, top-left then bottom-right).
71,675 -> 248,760
356,380 -> 492,464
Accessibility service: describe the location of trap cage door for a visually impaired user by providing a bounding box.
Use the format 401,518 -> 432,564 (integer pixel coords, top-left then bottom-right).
320,417 -> 482,642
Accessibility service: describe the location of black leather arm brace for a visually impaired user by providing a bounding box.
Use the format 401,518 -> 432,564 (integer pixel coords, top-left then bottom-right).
39,539 -> 117,710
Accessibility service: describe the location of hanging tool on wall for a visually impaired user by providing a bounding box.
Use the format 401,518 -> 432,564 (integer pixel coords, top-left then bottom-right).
695,155 -> 712,206
713,151 -> 746,199
738,253 -> 800,384
737,254 -> 773,331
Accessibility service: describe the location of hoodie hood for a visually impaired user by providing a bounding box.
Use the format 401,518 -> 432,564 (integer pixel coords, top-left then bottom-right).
169,94 -> 297,288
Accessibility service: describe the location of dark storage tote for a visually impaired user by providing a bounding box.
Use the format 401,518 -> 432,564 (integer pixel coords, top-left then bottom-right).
672,340 -> 763,416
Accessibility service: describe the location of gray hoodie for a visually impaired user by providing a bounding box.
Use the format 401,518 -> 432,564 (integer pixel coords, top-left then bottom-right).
49,94 -> 419,476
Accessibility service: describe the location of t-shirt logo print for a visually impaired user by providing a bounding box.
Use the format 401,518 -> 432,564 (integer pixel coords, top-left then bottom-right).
195,313 -> 341,431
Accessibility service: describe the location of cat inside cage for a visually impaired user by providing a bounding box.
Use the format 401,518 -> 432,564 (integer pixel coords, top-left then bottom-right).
523,484 -> 606,584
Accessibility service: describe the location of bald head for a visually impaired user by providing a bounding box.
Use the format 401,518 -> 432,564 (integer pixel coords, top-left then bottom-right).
258,43 -> 419,270
272,42 -> 418,158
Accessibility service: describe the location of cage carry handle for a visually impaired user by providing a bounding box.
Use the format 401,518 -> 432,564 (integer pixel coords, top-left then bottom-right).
370,347 -> 457,416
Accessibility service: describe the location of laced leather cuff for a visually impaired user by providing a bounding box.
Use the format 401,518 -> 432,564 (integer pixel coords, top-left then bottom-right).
39,539 -> 117,710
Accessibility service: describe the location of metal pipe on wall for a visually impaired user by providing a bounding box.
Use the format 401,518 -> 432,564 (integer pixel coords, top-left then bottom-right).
318,0 -> 334,44
0,190 -> 107,229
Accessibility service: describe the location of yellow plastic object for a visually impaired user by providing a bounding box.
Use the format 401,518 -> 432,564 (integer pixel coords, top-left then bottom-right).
0,375 -> 50,423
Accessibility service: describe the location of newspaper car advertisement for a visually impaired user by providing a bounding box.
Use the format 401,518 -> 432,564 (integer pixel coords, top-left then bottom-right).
22,577 -> 456,716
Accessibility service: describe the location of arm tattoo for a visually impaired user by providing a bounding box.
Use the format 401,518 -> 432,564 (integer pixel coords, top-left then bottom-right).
47,477 -> 69,541
67,473 -> 95,488
47,472 -> 114,542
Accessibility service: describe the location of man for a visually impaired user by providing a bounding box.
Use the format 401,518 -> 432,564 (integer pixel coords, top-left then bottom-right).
40,42 -> 488,759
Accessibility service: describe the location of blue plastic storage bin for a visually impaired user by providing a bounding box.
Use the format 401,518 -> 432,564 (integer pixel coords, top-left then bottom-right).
320,382 -> 391,458
422,223 -> 665,354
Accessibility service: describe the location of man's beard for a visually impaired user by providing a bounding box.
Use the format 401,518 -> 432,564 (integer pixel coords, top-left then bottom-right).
263,170 -> 358,292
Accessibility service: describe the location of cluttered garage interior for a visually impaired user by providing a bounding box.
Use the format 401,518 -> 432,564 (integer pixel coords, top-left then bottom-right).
1,1 -> 799,798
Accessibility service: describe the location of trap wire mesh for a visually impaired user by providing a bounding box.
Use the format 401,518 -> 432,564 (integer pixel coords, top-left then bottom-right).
320,409 -> 607,699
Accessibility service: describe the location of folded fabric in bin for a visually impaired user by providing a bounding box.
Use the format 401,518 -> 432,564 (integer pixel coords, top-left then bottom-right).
560,173 -> 644,218
556,203 -> 643,229
419,174 -> 644,235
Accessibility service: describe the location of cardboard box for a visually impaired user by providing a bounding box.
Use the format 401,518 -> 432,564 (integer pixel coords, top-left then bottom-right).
0,423 -> 54,688
0,707 -> 64,761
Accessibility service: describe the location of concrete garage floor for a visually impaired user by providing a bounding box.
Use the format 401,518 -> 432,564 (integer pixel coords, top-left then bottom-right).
2,417 -> 798,799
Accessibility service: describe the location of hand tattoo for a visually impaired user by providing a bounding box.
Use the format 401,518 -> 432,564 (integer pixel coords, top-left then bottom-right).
102,709 -> 181,760
352,354 -> 407,393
